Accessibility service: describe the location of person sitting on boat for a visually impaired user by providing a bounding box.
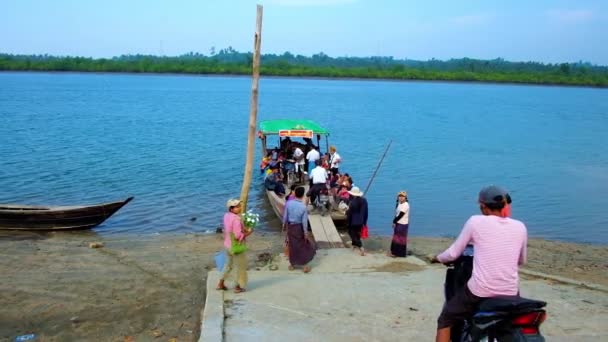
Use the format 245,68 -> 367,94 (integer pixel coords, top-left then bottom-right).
328,170 -> 342,200
260,151 -> 273,174
338,184 -> 350,204
341,173 -> 354,191
307,160 -> 328,208
329,170 -> 340,189
274,180 -> 286,198
264,166 -> 281,191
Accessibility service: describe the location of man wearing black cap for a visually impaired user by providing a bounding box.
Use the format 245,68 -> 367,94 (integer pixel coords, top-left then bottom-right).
431,185 -> 528,342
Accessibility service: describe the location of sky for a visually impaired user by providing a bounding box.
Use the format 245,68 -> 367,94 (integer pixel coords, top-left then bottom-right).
1,0 -> 607,65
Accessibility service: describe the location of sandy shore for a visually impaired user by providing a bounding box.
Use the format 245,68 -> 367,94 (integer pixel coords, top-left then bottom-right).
363,235 -> 608,287
1,230 -> 606,341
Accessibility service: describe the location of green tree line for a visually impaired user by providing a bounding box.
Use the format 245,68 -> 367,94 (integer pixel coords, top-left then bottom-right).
1,48 -> 607,87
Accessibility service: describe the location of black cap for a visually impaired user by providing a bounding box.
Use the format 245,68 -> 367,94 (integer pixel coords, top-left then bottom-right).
478,185 -> 508,205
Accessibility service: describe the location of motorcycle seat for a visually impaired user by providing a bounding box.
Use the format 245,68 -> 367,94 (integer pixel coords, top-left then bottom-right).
477,296 -> 546,314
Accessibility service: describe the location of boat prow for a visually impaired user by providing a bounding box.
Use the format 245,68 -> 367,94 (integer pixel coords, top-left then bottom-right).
0,197 -> 134,231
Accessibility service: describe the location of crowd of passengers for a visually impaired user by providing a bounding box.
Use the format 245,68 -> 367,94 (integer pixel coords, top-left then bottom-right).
260,140 -> 353,210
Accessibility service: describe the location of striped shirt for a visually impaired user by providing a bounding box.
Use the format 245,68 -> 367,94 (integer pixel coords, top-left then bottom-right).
437,215 -> 527,298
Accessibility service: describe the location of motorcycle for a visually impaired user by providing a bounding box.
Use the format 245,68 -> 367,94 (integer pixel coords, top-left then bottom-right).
312,186 -> 331,216
444,245 -> 547,341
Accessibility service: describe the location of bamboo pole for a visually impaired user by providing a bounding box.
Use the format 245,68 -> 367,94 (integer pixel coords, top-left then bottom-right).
240,4 -> 263,212
363,140 -> 392,195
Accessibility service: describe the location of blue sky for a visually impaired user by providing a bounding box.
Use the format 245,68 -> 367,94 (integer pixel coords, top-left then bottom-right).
1,0 -> 607,65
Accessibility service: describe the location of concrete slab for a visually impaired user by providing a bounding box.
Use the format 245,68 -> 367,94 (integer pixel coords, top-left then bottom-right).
199,271 -> 224,342
223,269 -> 441,341
200,250 -> 608,341
256,249 -> 428,274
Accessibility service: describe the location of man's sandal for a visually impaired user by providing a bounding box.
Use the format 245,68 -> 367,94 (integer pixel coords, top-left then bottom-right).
234,286 -> 246,293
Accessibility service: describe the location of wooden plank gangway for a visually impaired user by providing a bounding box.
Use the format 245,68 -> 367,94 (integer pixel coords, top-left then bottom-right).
308,212 -> 344,249
265,189 -> 345,249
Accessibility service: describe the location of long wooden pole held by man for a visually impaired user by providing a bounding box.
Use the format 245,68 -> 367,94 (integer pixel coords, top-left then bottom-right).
240,4 -> 263,212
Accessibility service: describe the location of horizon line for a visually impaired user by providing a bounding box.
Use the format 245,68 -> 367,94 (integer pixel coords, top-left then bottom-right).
1,50 -> 605,68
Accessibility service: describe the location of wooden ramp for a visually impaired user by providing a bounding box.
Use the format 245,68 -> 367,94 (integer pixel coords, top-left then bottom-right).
308,212 -> 344,249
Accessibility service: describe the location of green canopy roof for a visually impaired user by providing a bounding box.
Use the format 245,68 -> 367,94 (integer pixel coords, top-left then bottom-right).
258,119 -> 330,136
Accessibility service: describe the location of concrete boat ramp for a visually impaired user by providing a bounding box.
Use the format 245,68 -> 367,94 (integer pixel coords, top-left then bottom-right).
199,249 -> 608,341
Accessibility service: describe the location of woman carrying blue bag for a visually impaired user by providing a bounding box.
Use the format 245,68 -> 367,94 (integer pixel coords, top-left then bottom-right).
216,198 -> 252,293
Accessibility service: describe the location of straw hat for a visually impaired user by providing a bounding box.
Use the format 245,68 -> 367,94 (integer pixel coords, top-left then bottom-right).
397,191 -> 407,197
348,187 -> 364,197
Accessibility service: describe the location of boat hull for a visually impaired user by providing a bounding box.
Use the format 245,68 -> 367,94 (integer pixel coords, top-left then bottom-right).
265,190 -> 346,228
0,197 -> 133,230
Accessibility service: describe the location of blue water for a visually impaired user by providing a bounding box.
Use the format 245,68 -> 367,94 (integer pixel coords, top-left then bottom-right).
1,72 -> 607,244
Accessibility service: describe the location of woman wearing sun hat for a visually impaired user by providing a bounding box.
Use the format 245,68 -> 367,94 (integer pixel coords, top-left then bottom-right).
216,198 -> 251,293
346,186 -> 368,256
389,191 -> 410,258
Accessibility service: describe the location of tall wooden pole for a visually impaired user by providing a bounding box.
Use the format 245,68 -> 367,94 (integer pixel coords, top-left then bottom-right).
240,4 -> 263,212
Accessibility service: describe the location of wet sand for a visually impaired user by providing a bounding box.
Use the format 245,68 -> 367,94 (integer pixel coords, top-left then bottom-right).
0,231 -> 283,342
1,231 -> 606,341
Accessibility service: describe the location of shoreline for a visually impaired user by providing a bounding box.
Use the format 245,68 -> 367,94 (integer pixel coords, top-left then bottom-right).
1,231 -> 606,341
1,69 -> 606,89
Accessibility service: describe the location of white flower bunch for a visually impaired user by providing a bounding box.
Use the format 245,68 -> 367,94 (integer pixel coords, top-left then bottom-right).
242,210 -> 260,229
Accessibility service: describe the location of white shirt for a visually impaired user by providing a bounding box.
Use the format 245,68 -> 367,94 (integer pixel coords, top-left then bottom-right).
330,152 -> 341,169
306,149 -> 320,163
294,147 -> 305,165
310,166 -> 328,184
395,201 -> 410,225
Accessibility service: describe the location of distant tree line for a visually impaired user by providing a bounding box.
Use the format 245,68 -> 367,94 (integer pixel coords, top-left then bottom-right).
1,47 -> 607,87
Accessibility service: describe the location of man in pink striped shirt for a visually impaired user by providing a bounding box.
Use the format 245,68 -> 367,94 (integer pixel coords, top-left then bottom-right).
431,185 -> 527,342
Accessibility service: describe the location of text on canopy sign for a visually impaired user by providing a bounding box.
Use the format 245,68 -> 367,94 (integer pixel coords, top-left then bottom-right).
278,130 -> 313,138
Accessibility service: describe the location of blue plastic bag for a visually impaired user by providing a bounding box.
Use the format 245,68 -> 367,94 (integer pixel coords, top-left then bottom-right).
214,250 -> 227,272
15,334 -> 36,342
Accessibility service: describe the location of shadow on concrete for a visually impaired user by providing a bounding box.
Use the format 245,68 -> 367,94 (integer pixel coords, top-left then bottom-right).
247,274 -> 292,291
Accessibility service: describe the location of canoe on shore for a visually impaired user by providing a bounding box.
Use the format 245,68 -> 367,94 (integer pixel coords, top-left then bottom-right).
0,197 -> 133,230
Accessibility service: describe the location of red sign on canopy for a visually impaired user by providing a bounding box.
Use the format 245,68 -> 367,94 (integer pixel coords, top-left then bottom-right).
278,130 -> 313,138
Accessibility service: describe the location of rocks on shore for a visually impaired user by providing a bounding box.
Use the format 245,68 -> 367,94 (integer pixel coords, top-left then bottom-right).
88,242 -> 104,249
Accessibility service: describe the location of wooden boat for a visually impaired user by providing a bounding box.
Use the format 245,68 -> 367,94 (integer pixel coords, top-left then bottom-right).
0,197 -> 133,230
258,119 -> 346,227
